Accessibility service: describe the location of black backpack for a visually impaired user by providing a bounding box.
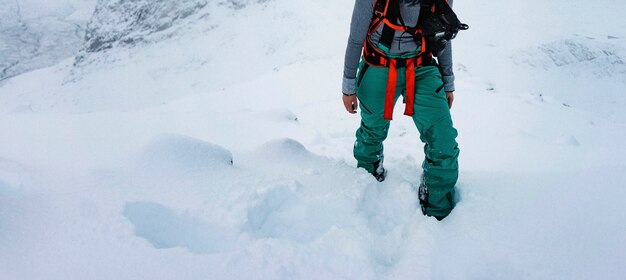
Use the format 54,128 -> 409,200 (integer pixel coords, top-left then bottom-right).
418,0 -> 469,54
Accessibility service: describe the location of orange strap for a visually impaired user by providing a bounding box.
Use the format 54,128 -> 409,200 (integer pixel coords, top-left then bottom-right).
382,18 -> 408,31
384,59 -> 398,120
383,58 -> 417,120
404,58 -> 416,117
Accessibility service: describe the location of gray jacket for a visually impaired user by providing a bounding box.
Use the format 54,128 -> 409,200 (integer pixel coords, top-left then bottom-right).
342,0 -> 455,95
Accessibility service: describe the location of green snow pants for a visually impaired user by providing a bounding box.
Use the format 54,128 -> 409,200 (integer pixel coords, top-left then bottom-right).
354,61 -> 460,217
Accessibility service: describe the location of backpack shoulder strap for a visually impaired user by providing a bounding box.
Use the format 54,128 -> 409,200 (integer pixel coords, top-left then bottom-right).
434,0 -> 454,14
377,0 -> 400,49
373,0 -> 390,18
418,0 -> 435,25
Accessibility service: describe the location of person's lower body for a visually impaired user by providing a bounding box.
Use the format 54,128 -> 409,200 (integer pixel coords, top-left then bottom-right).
353,61 -> 460,218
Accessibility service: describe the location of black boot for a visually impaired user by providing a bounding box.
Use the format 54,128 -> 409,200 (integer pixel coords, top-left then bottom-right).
372,160 -> 386,182
418,182 -> 429,215
419,182 -> 449,221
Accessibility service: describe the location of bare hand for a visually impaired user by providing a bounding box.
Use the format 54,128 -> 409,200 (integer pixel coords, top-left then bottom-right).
343,94 -> 358,114
446,91 -> 454,109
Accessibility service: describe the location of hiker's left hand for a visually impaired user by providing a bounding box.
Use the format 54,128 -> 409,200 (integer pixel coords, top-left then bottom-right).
446,91 -> 454,109
342,94 -> 358,114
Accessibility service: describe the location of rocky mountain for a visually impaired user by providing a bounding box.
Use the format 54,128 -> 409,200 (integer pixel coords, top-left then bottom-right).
74,0 -> 271,64
81,0 -> 209,54
0,0 -> 270,81
0,0 -> 96,81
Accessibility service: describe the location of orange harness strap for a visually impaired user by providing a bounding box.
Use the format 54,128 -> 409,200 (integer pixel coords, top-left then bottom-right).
384,59 -> 398,120
383,57 -> 417,120
404,58 -> 416,117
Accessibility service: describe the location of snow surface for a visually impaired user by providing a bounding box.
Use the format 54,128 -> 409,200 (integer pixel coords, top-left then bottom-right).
1,0 -> 626,279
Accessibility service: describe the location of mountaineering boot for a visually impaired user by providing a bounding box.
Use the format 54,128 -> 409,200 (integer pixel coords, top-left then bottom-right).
419,181 -> 448,221
418,182 -> 429,214
372,160 -> 386,182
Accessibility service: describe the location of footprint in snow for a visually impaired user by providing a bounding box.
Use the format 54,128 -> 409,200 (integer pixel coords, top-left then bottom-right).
123,201 -> 236,254
243,183 -> 349,243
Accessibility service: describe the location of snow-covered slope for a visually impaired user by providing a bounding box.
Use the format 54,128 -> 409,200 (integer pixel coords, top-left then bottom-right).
1,0 -> 625,279
0,0 -> 96,81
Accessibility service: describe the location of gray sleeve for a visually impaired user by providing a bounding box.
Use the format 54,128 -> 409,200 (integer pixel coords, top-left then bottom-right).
342,0 -> 374,95
437,0 -> 455,92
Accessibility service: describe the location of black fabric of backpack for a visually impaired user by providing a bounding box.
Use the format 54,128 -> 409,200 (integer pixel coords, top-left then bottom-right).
418,0 -> 469,55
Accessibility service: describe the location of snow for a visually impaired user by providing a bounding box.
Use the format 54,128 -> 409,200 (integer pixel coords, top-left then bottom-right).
138,134 -> 234,174
1,0 -> 626,279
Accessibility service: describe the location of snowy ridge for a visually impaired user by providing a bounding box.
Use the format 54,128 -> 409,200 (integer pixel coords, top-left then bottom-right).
513,37 -> 626,79
0,0 -> 96,81
1,0 -> 626,279
79,0 -> 209,54
77,0 -> 274,60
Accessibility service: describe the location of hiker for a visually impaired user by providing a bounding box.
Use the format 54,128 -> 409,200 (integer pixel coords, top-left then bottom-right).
342,0 -> 464,220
